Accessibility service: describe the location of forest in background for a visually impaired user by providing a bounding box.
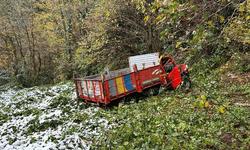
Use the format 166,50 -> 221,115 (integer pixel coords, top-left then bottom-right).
0,0 -> 249,87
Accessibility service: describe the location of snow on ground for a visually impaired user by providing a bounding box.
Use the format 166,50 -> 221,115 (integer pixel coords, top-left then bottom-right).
0,82 -> 113,150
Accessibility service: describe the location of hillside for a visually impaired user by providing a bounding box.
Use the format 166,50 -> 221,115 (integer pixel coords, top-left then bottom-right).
0,56 -> 249,149
91,53 -> 250,149
0,0 -> 249,149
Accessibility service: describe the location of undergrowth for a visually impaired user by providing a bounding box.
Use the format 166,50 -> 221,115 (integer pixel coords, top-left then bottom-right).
91,50 -> 250,149
0,50 -> 249,149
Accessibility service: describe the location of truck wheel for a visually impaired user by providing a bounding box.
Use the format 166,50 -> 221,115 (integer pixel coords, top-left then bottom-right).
181,75 -> 191,90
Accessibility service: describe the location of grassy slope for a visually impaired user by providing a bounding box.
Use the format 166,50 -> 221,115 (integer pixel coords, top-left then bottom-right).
0,52 -> 249,150
92,51 -> 250,150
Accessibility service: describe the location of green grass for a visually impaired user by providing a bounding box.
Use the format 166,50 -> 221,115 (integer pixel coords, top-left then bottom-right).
90,55 -> 250,150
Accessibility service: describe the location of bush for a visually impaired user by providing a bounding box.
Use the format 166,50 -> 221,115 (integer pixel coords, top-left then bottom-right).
0,70 -> 11,86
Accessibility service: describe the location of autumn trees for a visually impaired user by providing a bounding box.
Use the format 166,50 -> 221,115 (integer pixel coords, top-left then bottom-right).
0,0 -> 162,86
75,0 -> 163,75
0,0 -> 86,86
0,0 -> 249,87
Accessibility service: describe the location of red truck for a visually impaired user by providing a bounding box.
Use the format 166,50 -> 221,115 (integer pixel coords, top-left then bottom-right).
73,52 -> 190,106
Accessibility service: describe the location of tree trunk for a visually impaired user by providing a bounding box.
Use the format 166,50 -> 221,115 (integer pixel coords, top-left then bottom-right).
146,0 -> 153,53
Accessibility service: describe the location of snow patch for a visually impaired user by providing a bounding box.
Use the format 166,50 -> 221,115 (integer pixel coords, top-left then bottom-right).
0,82 -> 112,150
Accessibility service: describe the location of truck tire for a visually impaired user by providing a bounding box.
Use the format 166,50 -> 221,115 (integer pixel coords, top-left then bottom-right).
181,75 -> 191,90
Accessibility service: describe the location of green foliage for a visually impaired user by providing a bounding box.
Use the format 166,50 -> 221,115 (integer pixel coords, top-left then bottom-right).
0,111 -> 9,126
49,95 -> 72,108
13,108 -> 42,117
151,0 -> 250,70
1,65 -> 250,149
90,53 -> 250,149
92,91 -> 249,149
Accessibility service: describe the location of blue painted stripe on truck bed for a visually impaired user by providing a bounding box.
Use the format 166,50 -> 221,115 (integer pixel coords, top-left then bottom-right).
143,77 -> 160,86
142,79 -> 152,86
123,74 -> 135,91
152,77 -> 160,82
